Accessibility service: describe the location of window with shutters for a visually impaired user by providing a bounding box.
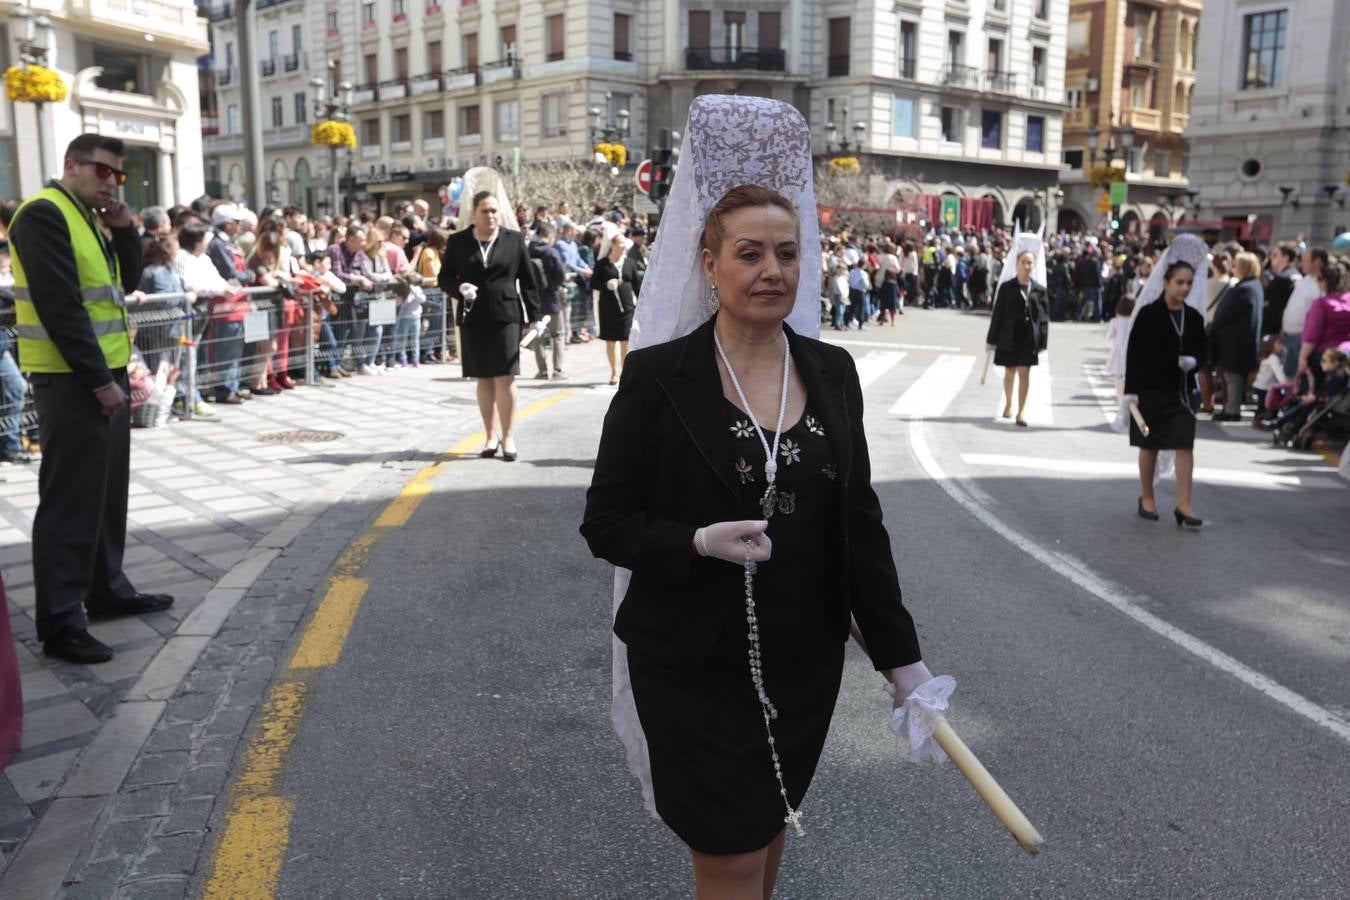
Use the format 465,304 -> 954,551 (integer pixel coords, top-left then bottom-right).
542,92 -> 567,138
364,53 -> 377,85
270,97 -> 283,128
545,14 -> 564,62
294,92 -> 306,124
759,12 -> 780,51
424,109 -> 444,138
827,18 -> 849,76
940,107 -> 962,143
395,47 -> 408,81
496,99 -> 519,142
464,33 -> 478,69
461,104 -> 480,137
898,21 -> 916,79
614,14 -> 631,61
689,10 -> 710,51
500,25 -> 516,62
428,40 -> 442,73
393,114 -> 411,143
362,118 -> 380,146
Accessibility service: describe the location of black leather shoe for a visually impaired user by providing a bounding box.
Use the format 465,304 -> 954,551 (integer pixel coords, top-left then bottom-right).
43,629 -> 113,664
1137,497 -> 1159,521
1174,509 -> 1204,529
87,593 -> 175,620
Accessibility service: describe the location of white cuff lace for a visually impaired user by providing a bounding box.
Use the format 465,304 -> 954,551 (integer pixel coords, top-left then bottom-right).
886,675 -> 957,764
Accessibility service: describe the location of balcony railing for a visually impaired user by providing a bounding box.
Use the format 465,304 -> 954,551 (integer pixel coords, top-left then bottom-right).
480,59 -> 520,83
943,64 -> 980,88
352,83 -> 378,104
1121,107 -> 1161,131
201,115 -> 219,136
986,71 -> 1017,93
1064,107 -> 1090,128
380,78 -> 409,100
361,145 -> 382,159
217,66 -> 235,86
410,72 -> 443,95
256,0 -> 303,9
826,54 -> 849,77
685,46 -> 786,72
444,65 -> 479,90
261,58 -> 276,78
1170,112 -> 1189,132
210,2 -> 234,22
283,52 -> 302,73
615,51 -> 634,62
390,140 -> 412,154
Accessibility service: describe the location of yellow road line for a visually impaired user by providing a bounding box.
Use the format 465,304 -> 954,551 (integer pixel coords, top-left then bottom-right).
201,388 -> 580,897
1311,439 -> 1341,469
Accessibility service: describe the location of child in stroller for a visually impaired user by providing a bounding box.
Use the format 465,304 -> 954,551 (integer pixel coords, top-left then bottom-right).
1266,348 -> 1349,448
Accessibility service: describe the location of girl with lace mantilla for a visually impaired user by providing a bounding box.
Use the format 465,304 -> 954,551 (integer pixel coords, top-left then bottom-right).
581,94 -> 951,899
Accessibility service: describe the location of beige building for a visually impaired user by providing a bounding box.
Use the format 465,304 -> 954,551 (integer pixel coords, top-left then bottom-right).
1,0 -> 208,207
1059,0 -> 1201,238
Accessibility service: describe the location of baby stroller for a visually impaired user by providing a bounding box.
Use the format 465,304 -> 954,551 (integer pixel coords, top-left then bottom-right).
1286,383 -> 1350,451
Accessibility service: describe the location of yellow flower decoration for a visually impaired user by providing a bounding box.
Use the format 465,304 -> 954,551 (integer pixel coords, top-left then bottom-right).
828,156 -> 861,176
592,142 -> 628,167
5,65 -> 68,104
312,120 -> 357,148
1088,163 -> 1125,189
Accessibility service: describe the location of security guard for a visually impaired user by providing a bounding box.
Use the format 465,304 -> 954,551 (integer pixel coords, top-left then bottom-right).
8,134 -> 173,664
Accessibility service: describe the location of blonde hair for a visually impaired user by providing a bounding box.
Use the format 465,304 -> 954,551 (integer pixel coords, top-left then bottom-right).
1233,252 -> 1262,280
365,227 -> 387,253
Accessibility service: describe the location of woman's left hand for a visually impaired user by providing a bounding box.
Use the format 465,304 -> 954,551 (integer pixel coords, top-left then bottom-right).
1178,355 -> 1198,371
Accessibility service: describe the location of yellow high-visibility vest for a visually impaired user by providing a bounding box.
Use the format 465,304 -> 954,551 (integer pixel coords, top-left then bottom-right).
9,185 -> 131,373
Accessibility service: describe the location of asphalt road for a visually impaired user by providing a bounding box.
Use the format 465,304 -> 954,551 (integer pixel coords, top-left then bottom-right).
244,310 -> 1349,898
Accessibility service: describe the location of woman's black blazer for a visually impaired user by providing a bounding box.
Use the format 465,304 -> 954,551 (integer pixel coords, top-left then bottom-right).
581,317 -> 922,671
1209,277 -> 1263,374
987,279 -> 1049,354
437,227 -> 541,326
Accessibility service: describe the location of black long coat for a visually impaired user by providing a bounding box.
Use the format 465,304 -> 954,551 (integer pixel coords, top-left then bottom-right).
580,317 -> 922,672
1209,277 -> 1263,374
437,227 -> 541,326
987,279 -> 1049,366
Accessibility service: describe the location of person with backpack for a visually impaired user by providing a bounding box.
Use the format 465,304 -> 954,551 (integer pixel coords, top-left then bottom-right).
529,223 -> 569,379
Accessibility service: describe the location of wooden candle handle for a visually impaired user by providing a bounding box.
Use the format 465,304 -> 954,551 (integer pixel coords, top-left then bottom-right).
980,349 -> 992,385
1128,401 -> 1150,436
932,720 -> 1044,855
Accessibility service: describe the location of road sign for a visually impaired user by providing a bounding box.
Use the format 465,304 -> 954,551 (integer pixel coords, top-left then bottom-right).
1096,192 -> 1112,213
1109,181 -> 1128,206
635,158 -> 653,195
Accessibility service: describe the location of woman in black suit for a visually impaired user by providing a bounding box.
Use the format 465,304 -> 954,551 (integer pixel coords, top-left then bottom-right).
581,185 -> 935,896
1208,253 -> 1264,421
986,250 -> 1049,426
438,191 -> 541,460
593,230 -> 638,385
1124,259 -> 1208,528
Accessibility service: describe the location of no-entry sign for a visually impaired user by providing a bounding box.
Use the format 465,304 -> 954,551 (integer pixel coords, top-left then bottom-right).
635,159 -> 653,195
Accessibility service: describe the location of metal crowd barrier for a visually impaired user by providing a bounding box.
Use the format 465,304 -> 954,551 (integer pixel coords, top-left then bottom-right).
0,281 -> 458,433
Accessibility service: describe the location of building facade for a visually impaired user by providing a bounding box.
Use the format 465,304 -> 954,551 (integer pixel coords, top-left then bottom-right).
1186,0 -> 1350,245
1,0 -> 208,207
1059,0 -> 1201,239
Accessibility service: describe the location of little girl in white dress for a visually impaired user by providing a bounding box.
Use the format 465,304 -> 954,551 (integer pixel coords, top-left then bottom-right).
1105,295 -> 1134,395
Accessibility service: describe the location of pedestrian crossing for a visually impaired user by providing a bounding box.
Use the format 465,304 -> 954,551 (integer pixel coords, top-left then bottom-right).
987,351 -> 1054,425
853,350 -> 907,390
887,354 -> 977,418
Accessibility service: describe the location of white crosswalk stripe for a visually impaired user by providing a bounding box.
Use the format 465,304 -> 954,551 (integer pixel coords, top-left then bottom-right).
887,354 -> 976,418
959,452 -> 1322,490
1082,362 -> 1120,425
853,350 -> 907,390
988,351 -> 1054,425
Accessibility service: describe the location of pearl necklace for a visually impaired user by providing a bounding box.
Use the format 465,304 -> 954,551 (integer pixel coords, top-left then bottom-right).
713,326 -> 804,836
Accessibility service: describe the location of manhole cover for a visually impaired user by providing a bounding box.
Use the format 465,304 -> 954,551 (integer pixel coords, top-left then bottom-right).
256,430 -> 345,444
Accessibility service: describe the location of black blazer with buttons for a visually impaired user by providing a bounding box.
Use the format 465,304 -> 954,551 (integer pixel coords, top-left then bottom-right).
438,227 -> 541,326
580,316 -> 922,671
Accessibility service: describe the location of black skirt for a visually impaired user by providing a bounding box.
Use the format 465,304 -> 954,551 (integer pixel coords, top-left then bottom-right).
1130,388 -> 1197,450
459,321 -> 521,377
994,344 -> 1039,367
597,293 -> 635,342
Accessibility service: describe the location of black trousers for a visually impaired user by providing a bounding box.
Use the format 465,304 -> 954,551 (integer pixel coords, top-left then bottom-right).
30,369 -> 135,642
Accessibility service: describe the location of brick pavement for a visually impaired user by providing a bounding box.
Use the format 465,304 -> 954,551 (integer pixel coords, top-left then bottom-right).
0,342 -> 607,897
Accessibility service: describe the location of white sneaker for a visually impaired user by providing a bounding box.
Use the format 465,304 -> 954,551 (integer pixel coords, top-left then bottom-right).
359,363 -> 379,376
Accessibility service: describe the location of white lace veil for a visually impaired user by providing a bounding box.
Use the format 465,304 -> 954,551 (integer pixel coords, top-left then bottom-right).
453,167 -> 520,233
613,94 -> 824,817
1126,233 -> 1209,337
995,228 -> 1048,292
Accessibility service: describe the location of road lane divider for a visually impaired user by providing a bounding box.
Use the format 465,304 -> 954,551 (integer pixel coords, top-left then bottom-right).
911,418 -> 1350,747
202,388 -> 580,898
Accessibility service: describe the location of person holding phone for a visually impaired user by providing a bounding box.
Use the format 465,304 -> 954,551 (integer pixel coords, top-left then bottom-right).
7,134 -> 174,665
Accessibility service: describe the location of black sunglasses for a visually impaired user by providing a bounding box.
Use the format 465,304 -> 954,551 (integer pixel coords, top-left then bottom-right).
76,159 -> 129,185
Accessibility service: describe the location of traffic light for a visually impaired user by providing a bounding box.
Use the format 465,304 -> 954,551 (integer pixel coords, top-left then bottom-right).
650,147 -> 672,202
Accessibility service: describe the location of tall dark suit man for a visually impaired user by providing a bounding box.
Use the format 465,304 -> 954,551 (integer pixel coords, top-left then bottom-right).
8,134 -> 174,665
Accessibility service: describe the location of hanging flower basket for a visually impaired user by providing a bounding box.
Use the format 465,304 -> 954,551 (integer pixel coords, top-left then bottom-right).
5,65 -> 68,104
593,142 -> 627,167
828,156 -> 861,176
312,120 -> 357,148
1088,163 -> 1125,189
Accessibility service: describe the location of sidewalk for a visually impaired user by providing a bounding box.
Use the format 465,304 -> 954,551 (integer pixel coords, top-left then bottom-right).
0,340 -> 607,896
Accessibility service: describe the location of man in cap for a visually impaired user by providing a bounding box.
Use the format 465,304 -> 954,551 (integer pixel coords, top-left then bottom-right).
207,203 -> 252,285
7,134 -> 174,664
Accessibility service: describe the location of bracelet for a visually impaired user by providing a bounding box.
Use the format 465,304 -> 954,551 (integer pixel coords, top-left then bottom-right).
695,527 -> 710,558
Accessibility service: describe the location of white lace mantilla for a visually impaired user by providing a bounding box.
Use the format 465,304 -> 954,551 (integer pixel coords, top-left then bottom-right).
614,94 -> 824,817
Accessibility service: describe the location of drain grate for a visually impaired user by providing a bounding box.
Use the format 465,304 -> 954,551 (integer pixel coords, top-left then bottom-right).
256,430 -> 345,444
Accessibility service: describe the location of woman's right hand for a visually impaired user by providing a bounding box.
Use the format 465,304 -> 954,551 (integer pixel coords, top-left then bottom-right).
606,278 -> 620,292
693,520 -> 772,564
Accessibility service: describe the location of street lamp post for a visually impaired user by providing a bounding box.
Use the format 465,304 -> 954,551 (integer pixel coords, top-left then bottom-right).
311,63 -> 353,216
9,5 -> 55,183
588,91 -> 630,173
823,103 -> 867,155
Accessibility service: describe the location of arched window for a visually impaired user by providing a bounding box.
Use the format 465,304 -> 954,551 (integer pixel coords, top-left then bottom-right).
1174,82 -> 1187,116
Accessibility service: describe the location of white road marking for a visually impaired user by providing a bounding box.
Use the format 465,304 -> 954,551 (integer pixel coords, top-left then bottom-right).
887,354 -> 976,418
1082,362 -> 1120,425
853,350 -> 907,390
988,351 -> 1053,425
824,337 -> 962,352
911,419 -> 1350,747
960,452 -> 1320,489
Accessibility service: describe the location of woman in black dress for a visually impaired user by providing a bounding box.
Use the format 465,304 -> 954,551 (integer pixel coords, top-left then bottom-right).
986,250 -> 1049,426
582,184 -> 937,896
438,190 -> 541,460
593,229 -> 638,385
1124,259 -> 1208,528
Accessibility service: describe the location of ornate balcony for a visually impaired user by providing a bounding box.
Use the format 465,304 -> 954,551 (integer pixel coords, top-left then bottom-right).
684,46 -> 786,72
986,71 -> 1017,93
443,65 -> 479,91
1120,107 -> 1161,131
943,64 -> 980,88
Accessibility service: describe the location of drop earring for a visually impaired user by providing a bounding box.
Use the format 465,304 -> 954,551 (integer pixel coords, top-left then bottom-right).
708,284 -> 721,313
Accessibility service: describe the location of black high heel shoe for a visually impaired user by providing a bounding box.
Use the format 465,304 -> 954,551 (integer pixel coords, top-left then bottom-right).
1137,497 -> 1159,521
501,444 -> 518,462
480,440 -> 500,458
1174,508 -> 1203,529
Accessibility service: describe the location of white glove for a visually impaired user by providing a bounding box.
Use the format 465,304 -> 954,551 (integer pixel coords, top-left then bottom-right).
458,282 -> 478,300
1122,393 -> 1140,407
1178,355 -> 1197,371
693,520 -> 771,564
885,669 -> 956,764
606,278 -> 620,292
